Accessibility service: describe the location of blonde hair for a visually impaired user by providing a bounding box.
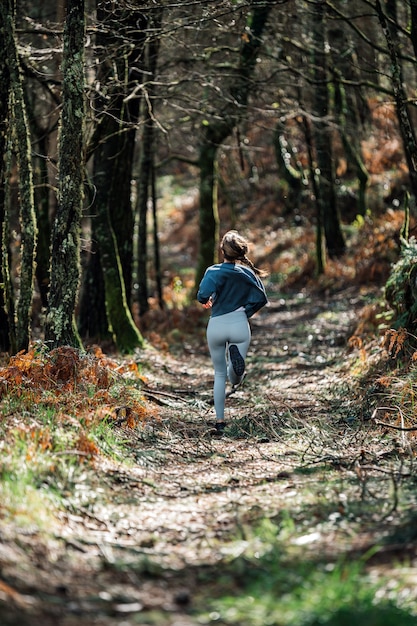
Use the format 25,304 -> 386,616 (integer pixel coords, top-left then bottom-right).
220,230 -> 265,276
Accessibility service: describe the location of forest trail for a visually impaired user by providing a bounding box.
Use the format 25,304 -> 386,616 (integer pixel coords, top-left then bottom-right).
2,286 -> 397,626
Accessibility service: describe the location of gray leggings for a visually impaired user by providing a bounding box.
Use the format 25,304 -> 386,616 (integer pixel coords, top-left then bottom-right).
206,309 -> 251,420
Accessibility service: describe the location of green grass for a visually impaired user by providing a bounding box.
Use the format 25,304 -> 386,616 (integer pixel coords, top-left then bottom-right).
197,519 -> 417,626
0,389 -> 135,528
0,469 -> 57,529
90,415 -> 134,461
2,345 -> 417,625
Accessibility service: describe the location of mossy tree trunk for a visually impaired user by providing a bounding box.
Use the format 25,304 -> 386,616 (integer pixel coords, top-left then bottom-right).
91,141 -> 144,352
77,239 -> 110,343
195,0 -> 273,287
311,0 -> 345,259
78,3 -> 145,352
44,0 -> 85,349
0,1 -> 11,352
25,87 -> 55,311
2,0 -> 37,353
80,123 -> 144,351
2,145 -> 16,354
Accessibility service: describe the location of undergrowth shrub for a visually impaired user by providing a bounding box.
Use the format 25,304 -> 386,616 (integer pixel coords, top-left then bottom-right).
385,237 -> 417,333
0,344 -> 159,470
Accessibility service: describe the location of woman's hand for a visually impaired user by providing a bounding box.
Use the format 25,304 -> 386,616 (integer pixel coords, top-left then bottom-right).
202,297 -> 213,309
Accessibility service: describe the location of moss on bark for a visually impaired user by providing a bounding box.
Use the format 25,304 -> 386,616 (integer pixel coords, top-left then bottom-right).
0,2 -> 11,351
2,0 -> 37,352
78,3 -> 146,352
44,0 -> 85,350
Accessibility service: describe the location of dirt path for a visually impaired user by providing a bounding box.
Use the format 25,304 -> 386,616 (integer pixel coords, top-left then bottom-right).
2,287 -> 399,626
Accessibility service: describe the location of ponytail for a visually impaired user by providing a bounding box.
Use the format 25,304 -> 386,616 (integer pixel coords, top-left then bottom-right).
241,254 -> 267,277
221,230 -> 267,277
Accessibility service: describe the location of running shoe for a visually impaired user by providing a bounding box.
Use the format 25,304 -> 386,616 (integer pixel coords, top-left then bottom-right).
215,421 -> 227,435
229,344 -> 245,377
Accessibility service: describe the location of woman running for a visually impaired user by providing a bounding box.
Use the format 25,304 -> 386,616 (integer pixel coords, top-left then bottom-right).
197,230 -> 268,434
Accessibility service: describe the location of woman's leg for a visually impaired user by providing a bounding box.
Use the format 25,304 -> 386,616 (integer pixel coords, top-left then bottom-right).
206,317 -> 228,420
227,320 -> 251,386
207,311 -> 251,420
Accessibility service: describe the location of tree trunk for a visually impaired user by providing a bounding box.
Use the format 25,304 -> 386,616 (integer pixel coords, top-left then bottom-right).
136,118 -> 152,316
301,113 -> 325,275
197,139 -> 220,286
104,5 -> 147,305
195,0 -> 274,287
78,2 -> 145,352
0,2 -> 11,352
328,23 -> 369,216
77,240 -> 110,342
311,0 -> 345,259
44,0 -> 85,349
91,145 -> 144,352
151,161 -> 163,309
377,0 -> 417,203
81,119 -> 145,351
2,148 -> 16,354
273,124 -> 304,210
411,0 -> 417,61
3,0 -> 37,352
32,134 -> 51,308
333,71 -> 369,217
136,7 -> 163,315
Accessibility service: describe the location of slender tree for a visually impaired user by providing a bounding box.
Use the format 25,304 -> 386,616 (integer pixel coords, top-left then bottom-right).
44,0 -> 85,349
376,0 -> 417,203
2,143 -> 16,355
411,0 -> 417,60
311,0 -> 345,259
136,7 -> 164,316
2,0 -> 37,352
195,0 -> 275,286
332,68 -> 369,217
0,2 -> 11,352
328,22 -> 369,216
273,124 -> 304,209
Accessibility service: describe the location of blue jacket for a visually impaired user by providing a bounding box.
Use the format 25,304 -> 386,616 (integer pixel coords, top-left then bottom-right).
197,262 -> 268,318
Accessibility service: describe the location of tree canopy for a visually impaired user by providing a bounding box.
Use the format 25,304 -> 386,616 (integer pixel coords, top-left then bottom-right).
1,0 -> 417,353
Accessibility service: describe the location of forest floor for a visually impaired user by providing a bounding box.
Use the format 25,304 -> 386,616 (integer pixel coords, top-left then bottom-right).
2,281 -> 417,625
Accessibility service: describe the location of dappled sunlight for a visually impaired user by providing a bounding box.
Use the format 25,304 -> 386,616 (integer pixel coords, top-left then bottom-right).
2,284 -> 417,624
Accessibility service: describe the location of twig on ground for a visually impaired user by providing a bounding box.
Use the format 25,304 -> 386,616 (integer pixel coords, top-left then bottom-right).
373,419 -> 417,431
